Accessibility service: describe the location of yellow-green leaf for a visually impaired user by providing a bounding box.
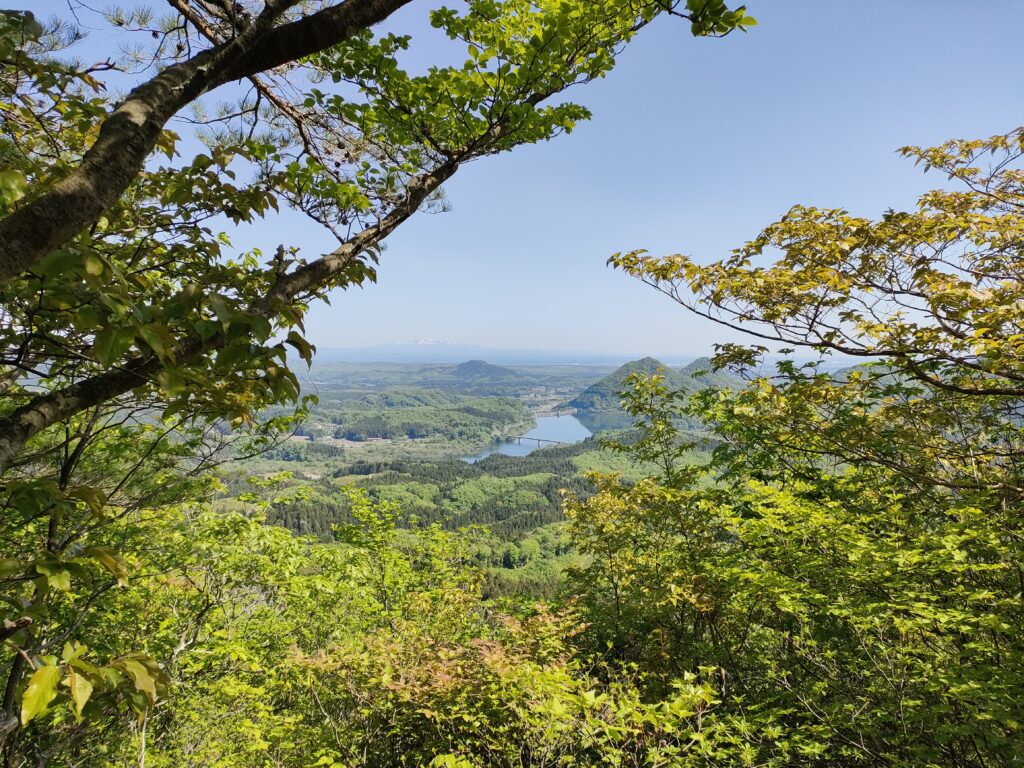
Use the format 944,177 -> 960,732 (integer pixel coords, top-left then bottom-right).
0,169 -> 28,206
35,561 -> 72,591
64,668 -> 93,719
119,659 -> 157,704
85,546 -> 128,586
137,324 -> 176,362
82,252 -> 104,277
21,665 -> 61,725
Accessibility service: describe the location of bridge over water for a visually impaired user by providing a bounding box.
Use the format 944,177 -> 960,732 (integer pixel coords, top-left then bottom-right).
511,435 -> 564,447
510,410 -> 580,446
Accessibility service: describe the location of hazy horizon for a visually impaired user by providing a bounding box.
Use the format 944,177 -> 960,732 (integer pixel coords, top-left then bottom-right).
28,0 -> 1024,355
301,1 -> 1024,354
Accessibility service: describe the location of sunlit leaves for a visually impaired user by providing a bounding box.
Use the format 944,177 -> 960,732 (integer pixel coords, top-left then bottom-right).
594,127 -> 1024,764
0,2 -> 759,760
84,546 -> 128,586
611,127 -> 1024,398
0,169 -> 27,207
64,668 -> 93,719
21,665 -> 60,726
116,657 -> 160,709
18,650 -> 168,729
571,371 -> 1024,762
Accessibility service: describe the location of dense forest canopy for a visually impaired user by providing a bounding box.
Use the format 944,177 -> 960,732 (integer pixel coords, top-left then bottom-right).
3,1 -> 1024,766
0,0 -> 756,759
596,128 -> 1024,764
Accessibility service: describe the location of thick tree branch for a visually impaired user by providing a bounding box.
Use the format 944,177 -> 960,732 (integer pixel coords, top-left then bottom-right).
0,0 -> 413,283
169,0 -> 318,155
217,0 -> 413,83
0,156 -> 461,471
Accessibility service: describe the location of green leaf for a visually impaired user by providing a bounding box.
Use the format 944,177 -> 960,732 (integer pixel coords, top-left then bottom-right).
208,294 -> 232,329
137,324 -> 177,362
68,485 -> 107,517
71,305 -> 103,332
118,658 -> 157,704
35,561 -> 72,591
92,326 -> 133,366
285,330 -> 315,366
156,369 -> 187,396
82,252 -> 105,277
64,668 -> 93,719
84,546 -> 128,586
21,664 -> 61,725
34,249 -> 80,279
0,169 -> 27,206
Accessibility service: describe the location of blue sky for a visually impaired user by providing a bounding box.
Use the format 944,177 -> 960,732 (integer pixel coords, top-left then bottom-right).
28,1 -> 1024,357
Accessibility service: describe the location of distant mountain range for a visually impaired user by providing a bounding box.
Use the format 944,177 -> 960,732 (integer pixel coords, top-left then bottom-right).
566,356 -> 740,412
310,342 -> 695,366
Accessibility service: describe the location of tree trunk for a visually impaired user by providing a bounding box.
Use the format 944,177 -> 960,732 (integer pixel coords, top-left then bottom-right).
0,154 -> 461,470
0,0 -> 413,282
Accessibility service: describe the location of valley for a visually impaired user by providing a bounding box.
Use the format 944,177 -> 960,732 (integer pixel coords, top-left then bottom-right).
6,7 -> 1018,762
225,356 -> 729,598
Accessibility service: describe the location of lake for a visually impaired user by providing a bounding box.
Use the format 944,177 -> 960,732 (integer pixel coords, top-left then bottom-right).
461,414 -> 592,463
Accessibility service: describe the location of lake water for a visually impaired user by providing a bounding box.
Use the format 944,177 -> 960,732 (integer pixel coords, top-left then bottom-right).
461,414 -> 592,463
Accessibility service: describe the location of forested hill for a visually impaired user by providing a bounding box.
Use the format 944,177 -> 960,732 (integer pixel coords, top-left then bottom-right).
677,356 -> 746,390
567,357 -> 679,410
453,359 -> 520,381
566,356 -> 738,411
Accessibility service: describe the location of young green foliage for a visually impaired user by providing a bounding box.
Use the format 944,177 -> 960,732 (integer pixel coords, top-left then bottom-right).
577,128 -> 1024,765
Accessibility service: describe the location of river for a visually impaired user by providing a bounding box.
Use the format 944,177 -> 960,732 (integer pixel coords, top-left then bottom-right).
460,414 -> 592,463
